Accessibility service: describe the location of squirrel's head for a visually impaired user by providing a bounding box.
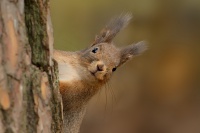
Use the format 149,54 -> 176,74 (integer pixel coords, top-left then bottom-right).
55,13 -> 148,113
79,13 -> 147,83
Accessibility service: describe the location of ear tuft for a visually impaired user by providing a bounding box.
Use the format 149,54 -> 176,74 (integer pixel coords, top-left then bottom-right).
130,41 -> 148,56
119,41 -> 148,66
92,13 -> 132,46
106,13 -> 132,37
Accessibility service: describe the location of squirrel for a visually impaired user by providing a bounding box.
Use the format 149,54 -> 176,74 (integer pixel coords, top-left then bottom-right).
53,13 -> 147,133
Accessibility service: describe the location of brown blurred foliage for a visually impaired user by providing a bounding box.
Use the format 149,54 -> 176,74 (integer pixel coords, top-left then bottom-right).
51,0 -> 200,133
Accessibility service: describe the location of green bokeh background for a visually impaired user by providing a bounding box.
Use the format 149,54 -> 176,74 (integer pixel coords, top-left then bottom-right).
51,0 -> 200,133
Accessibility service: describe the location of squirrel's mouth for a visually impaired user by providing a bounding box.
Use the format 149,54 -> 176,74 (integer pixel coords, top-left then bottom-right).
90,71 -> 97,77
90,71 -> 106,81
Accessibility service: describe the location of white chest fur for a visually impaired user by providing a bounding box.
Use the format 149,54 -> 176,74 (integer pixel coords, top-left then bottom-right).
58,63 -> 81,82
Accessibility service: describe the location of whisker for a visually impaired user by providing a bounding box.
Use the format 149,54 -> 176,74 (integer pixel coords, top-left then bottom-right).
104,84 -> 108,113
108,82 -> 117,105
95,88 -> 102,106
99,85 -> 108,124
106,82 -> 114,114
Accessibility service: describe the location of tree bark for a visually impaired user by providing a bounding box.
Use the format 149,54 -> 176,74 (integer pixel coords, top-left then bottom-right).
0,0 -> 63,133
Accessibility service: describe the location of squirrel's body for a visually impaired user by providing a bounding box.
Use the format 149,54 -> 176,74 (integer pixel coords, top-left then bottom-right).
53,14 -> 147,133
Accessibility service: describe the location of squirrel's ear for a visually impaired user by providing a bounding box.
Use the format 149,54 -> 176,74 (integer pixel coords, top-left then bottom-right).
92,13 -> 132,46
119,41 -> 147,66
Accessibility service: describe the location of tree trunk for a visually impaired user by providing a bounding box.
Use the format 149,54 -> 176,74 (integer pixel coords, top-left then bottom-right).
0,0 -> 63,133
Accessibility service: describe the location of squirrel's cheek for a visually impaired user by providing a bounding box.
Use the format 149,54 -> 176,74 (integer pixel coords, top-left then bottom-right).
87,62 -> 97,72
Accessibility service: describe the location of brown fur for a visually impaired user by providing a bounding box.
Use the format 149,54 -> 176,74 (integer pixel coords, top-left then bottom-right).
53,13 -> 147,133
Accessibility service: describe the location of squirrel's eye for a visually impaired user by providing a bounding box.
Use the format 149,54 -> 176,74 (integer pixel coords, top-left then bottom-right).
92,47 -> 98,53
112,67 -> 117,72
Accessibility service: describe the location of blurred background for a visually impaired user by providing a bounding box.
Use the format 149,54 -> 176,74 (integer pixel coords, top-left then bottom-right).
50,0 -> 200,133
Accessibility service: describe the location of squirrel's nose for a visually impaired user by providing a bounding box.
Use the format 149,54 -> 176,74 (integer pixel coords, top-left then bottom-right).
97,64 -> 104,71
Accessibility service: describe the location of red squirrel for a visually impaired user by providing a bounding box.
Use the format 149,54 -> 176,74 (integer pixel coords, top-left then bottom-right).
53,13 -> 147,133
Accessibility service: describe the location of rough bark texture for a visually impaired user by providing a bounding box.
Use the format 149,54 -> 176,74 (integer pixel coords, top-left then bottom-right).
0,0 -> 63,133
